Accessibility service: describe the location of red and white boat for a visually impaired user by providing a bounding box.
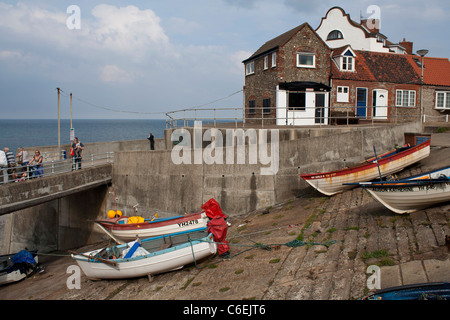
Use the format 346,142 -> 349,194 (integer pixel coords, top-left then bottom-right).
300,140 -> 431,196
95,211 -> 209,242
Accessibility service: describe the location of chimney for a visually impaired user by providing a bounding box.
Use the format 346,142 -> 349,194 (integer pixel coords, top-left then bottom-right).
399,38 -> 413,55
361,18 -> 380,33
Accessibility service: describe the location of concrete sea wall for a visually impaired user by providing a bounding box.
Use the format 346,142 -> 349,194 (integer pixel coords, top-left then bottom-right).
110,122 -> 421,218
0,122 -> 422,254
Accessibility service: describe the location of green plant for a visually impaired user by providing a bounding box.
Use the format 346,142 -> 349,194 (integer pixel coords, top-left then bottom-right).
269,258 -> 280,264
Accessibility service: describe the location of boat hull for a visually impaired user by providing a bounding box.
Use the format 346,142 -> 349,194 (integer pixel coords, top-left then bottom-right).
72,233 -> 217,280
96,212 -> 209,241
365,180 -> 450,214
300,141 -> 430,196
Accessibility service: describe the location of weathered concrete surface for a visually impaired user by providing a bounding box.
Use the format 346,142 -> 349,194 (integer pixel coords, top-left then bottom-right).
0,147 -> 448,301
112,123 -> 422,218
0,164 -> 112,215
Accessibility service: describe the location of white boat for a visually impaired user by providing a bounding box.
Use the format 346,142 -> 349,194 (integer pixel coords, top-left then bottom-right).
71,228 -> 217,280
0,250 -> 39,285
400,166 -> 450,181
357,177 -> 450,214
95,211 -> 210,242
300,140 -> 430,196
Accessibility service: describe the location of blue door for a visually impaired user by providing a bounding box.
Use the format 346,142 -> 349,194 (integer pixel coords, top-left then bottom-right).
356,88 -> 367,118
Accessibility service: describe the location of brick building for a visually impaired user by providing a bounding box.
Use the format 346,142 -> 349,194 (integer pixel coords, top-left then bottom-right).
330,48 -> 421,123
242,6 -> 450,126
242,22 -> 331,126
409,57 -> 450,122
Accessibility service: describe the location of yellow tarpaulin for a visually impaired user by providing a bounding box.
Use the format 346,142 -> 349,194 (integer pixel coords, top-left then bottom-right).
128,216 -> 145,224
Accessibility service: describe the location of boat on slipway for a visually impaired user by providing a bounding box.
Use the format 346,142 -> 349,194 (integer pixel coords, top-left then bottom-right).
300,140 -> 431,196
363,282 -> 450,300
95,211 -> 209,242
353,177 -> 450,214
71,228 -> 217,280
0,250 -> 39,285
346,166 -> 450,214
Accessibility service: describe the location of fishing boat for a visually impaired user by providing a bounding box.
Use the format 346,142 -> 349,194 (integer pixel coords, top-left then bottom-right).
353,176 -> 450,214
95,211 -> 210,242
71,228 -> 217,280
362,282 -> 450,300
0,250 -> 39,285
300,140 -> 430,196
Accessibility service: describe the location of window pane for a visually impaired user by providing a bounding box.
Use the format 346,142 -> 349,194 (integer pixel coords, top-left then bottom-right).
289,92 -> 306,110
446,93 -> 450,109
402,90 -> 409,106
298,54 -> 314,66
409,91 -> 416,107
263,98 -> 271,113
249,100 -> 255,113
342,57 -> 347,70
246,62 -> 254,75
327,30 -> 343,40
348,57 -> 353,70
396,91 -> 402,106
437,92 -> 445,108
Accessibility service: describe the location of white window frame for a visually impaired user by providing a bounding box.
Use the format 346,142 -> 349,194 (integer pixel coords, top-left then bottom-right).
246,61 -> 254,75
296,53 -> 315,68
341,56 -> 354,71
271,52 -> 276,68
396,90 -> 416,107
264,56 -> 269,70
336,86 -> 349,102
435,91 -> 450,110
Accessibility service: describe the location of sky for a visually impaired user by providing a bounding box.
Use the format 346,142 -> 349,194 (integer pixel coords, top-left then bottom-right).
0,0 -> 449,120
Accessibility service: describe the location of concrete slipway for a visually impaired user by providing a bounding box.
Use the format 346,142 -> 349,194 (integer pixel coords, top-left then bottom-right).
0,133 -> 449,302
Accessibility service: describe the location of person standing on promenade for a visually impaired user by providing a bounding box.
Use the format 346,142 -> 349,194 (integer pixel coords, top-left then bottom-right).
4,147 -> 16,183
72,137 -> 85,170
28,150 -> 43,178
147,132 -> 155,150
0,149 -> 7,183
16,147 -> 30,172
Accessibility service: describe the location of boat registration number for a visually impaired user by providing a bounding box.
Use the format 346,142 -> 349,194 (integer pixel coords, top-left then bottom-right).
178,219 -> 199,228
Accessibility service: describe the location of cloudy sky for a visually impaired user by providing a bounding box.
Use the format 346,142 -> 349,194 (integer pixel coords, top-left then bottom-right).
0,0 -> 449,119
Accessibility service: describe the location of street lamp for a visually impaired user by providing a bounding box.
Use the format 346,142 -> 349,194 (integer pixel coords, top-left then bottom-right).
416,49 -> 428,125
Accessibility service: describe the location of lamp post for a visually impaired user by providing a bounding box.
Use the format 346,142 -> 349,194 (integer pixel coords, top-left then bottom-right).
416,49 -> 428,125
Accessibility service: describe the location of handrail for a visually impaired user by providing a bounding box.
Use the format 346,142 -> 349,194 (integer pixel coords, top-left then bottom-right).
0,152 -> 114,185
165,105 -> 431,128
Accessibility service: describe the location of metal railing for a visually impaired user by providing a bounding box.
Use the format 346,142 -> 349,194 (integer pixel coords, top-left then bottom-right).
0,152 -> 114,185
165,105 -> 427,128
424,114 -> 450,123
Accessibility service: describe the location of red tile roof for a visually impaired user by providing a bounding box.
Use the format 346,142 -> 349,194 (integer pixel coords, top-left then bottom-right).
407,56 -> 450,87
332,50 -> 421,84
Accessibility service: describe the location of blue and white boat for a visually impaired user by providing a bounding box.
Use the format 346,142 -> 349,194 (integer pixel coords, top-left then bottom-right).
71,228 -> 216,280
347,166 -> 450,214
0,250 -> 39,285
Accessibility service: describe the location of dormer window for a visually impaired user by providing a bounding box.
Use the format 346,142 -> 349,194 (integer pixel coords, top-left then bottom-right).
342,56 -> 354,71
327,30 -> 343,40
340,49 -> 355,72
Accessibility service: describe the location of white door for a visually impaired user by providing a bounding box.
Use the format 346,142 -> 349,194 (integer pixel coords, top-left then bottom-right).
373,89 -> 388,119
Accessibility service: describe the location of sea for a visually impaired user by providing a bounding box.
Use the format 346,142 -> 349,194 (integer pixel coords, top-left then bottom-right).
0,118 -> 167,154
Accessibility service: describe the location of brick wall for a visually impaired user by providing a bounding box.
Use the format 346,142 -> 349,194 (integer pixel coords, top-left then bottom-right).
423,85 -> 450,123
244,24 -> 331,125
331,79 -> 421,122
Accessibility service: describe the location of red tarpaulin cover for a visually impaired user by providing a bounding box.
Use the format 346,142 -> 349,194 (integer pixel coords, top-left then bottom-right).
202,199 -> 229,255
201,198 -> 226,219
